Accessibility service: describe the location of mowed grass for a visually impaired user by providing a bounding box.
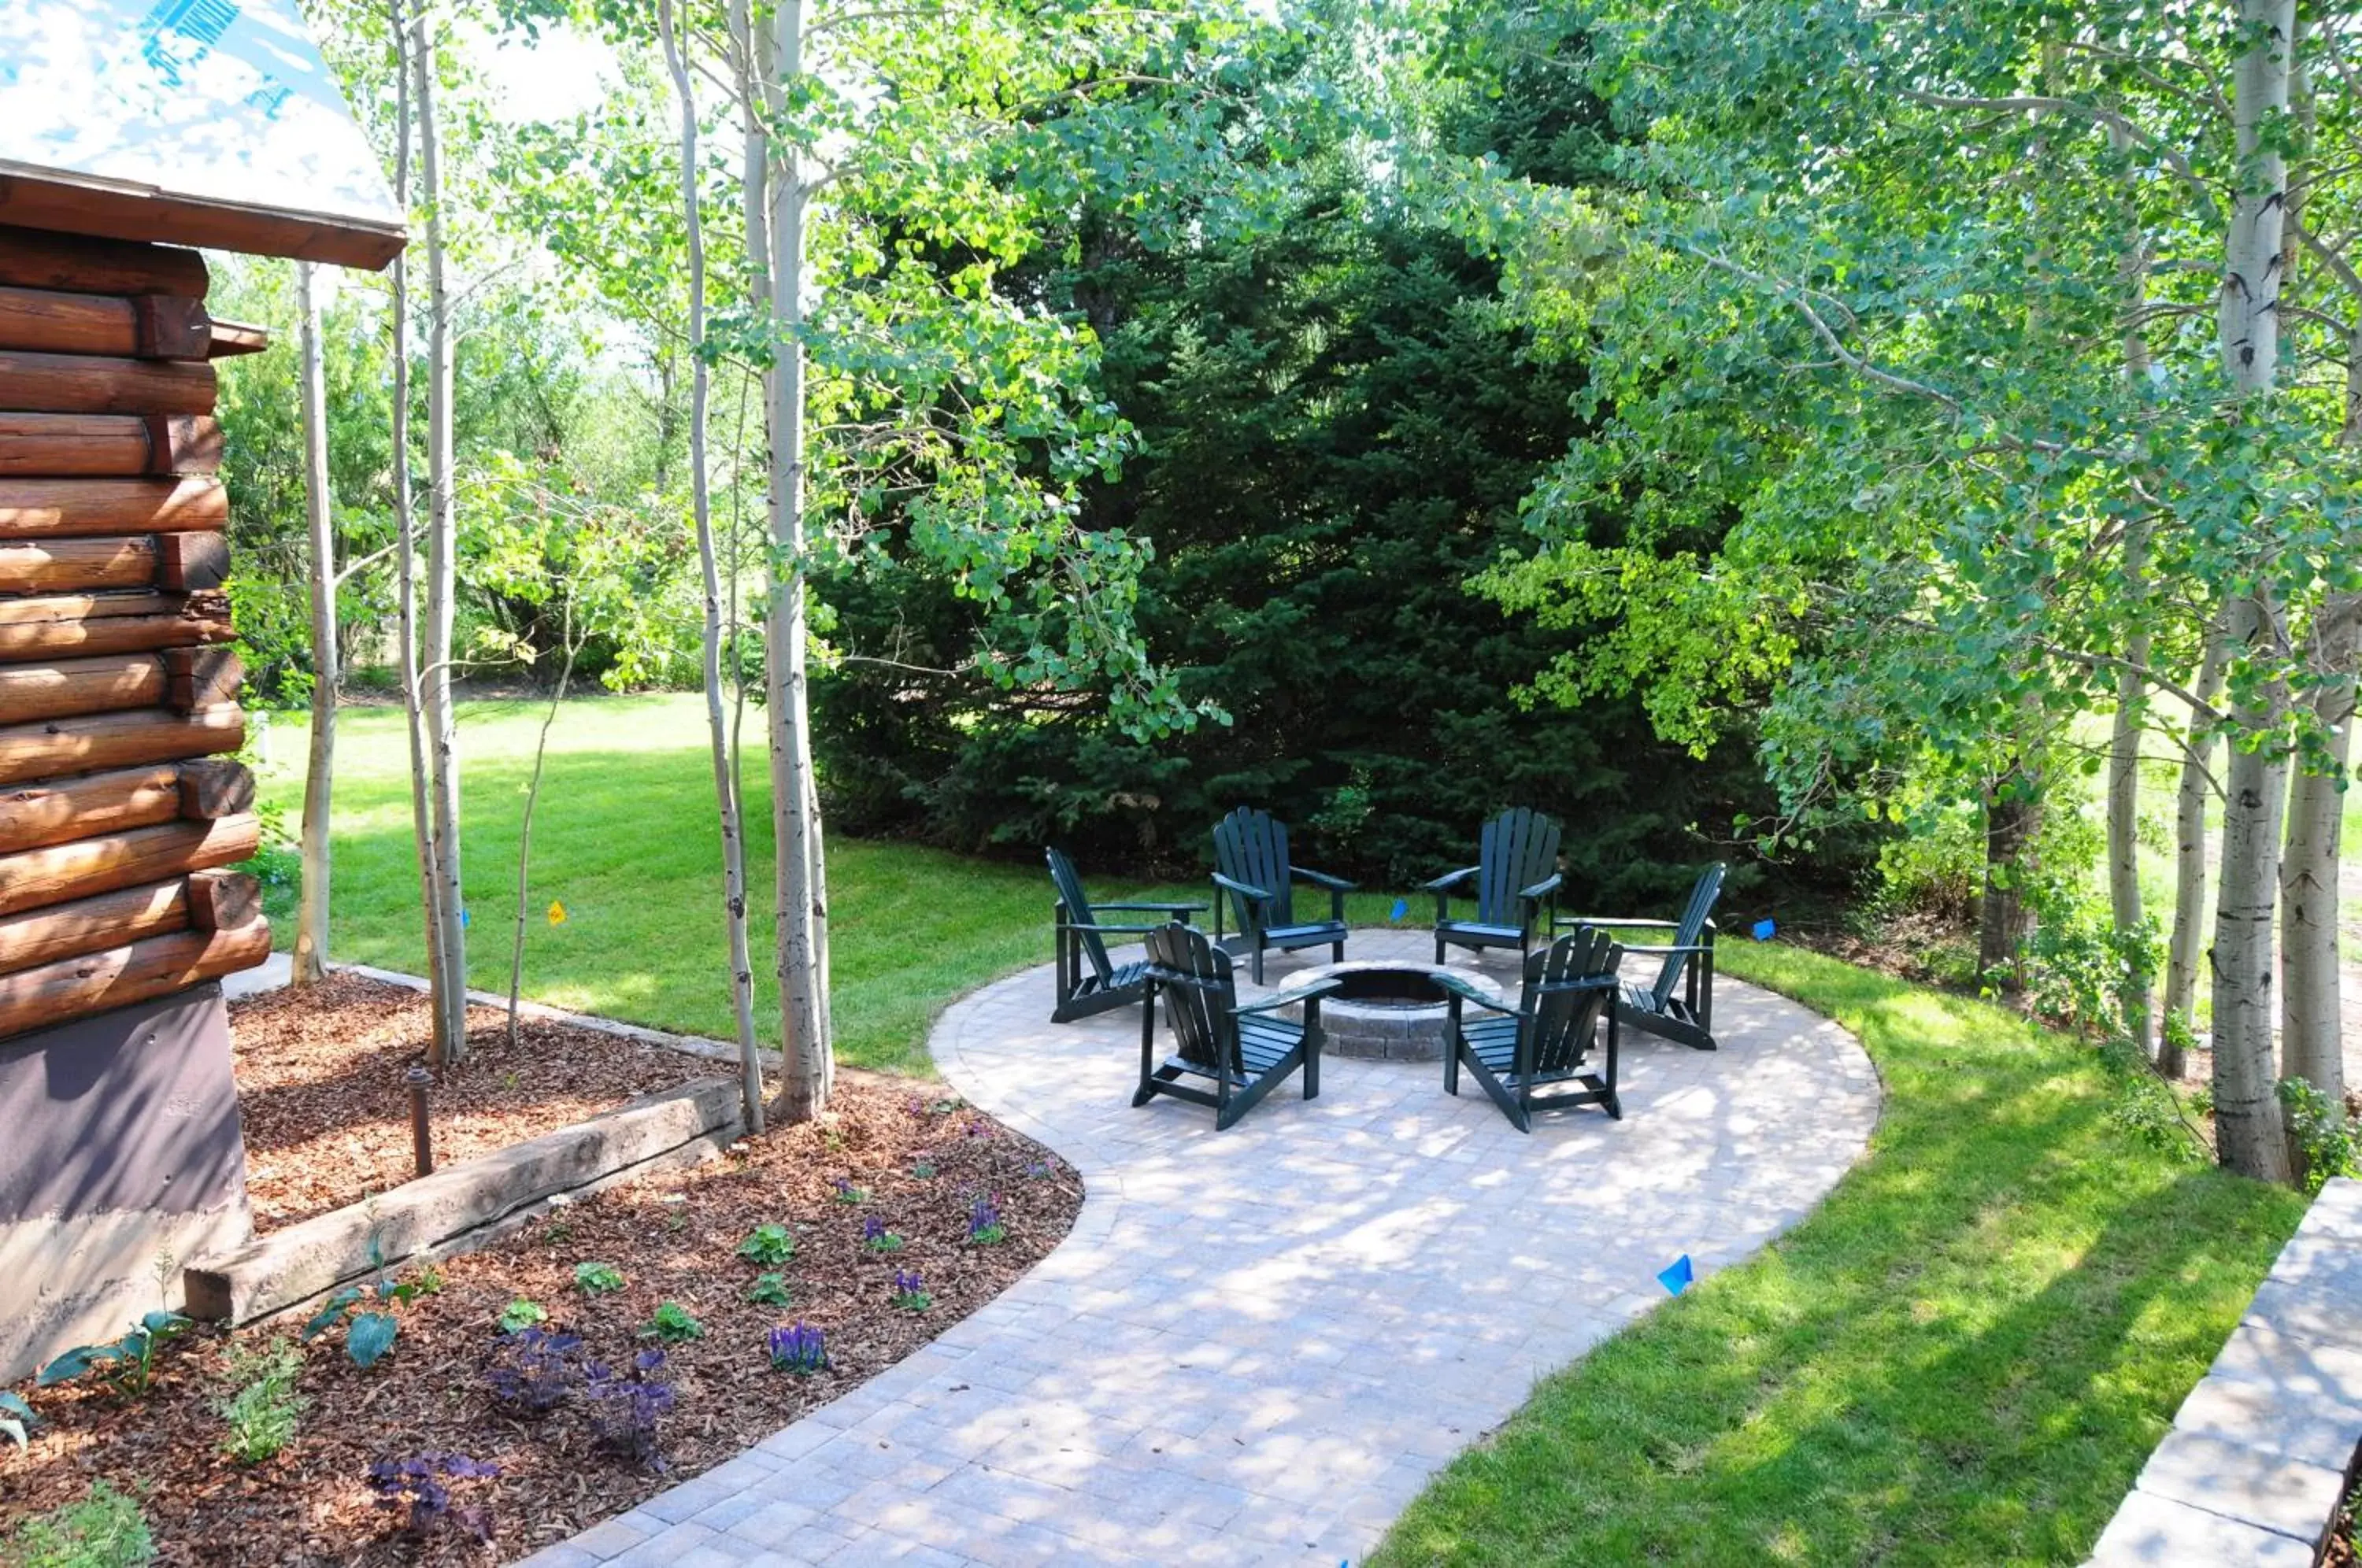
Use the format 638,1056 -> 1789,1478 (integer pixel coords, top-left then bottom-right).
249,694 -> 1412,1074
257,697 -> 2307,1560
1371,941 -> 2308,1567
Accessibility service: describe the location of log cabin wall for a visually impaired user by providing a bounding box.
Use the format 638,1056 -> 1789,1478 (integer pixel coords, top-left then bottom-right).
0,224 -> 271,1381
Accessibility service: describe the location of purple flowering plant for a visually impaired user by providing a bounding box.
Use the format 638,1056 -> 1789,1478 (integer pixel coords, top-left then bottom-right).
368,1452 -> 500,1540
890,1271 -> 932,1314
767,1322 -> 828,1375
585,1348 -> 673,1470
485,1326 -> 585,1415
966,1193 -> 1006,1246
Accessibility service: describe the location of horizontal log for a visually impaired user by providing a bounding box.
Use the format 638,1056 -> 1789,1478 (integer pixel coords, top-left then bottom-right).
179,759 -> 255,819
0,764 -> 182,854
0,287 -> 210,359
0,536 -> 157,593
0,652 -> 165,724
0,225 -> 209,300
0,351 -> 217,416
0,704 -> 242,787
0,813 -> 261,919
162,646 -> 242,710
0,479 -> 225,538
0,878 -> 187,978
206,320 -> 270,359
156,531 -> 230,592
0,589 -> 226,626
0,919 -> 272,1045
0,413 -> 220,476
187,870 -> 261,933
0,606 -> 233,664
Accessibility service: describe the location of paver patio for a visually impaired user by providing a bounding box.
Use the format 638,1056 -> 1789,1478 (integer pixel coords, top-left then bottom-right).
526,928 -> 1879,1566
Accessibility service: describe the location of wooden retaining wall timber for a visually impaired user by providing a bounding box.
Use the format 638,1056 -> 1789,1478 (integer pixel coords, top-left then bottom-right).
0,234 -> 271,1030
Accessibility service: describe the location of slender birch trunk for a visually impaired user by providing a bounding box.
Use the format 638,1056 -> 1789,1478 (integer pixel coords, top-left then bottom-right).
294,261 -> 339,987
2279,331 -> 2362,1104
1979,757 -> 2041,990
753,0 -> 831,1122
2105,151 -> 2154,1050
2208,0 -> 2298,1183
507,612 -> 578,1050
667,0 -> 768,1132
413,2 -> 469,1061
2160,631 -> 2228,1076
387,0 -> 454,1059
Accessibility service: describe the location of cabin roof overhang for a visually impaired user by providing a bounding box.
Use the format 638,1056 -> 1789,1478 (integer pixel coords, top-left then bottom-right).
0,0 -> 405,271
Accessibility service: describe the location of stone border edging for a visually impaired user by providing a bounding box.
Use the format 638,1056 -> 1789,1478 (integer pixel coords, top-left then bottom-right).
2087,1176 -> 2362,1566
185,1074 -> 745,1324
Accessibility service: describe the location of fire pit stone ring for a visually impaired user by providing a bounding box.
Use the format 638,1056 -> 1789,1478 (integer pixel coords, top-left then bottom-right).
1273,958 -> 1509,1062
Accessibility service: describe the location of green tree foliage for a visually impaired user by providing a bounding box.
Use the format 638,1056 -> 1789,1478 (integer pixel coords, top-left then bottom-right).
817,158 -> 1810,897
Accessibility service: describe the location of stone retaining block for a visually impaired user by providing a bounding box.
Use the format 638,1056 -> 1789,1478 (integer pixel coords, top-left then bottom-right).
2086,1177 -> 2362,1565
185,1074 -> 743,1324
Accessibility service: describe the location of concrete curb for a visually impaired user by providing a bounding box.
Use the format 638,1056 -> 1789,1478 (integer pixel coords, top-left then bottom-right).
2086,1176 -> 2362,1565
186,1075 -> 744,1324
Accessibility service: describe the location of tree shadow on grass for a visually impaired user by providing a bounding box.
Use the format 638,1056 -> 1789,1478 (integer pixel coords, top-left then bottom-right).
1374,970 -> 2308,1568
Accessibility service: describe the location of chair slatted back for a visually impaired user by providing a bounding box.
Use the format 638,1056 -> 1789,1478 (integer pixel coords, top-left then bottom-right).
1524,926 -> 1620,1077
1644,863 -> 1727,1007
1475,808 -> 1560,926
1145,922 -> 1241,1078
1214,807 -> 1296,932
1046,846 -> 1113,984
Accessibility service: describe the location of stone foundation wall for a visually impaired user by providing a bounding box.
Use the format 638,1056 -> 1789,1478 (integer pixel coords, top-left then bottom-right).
0,984 -> 251,1382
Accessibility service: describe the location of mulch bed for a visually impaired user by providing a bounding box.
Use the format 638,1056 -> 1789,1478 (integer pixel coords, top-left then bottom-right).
231,974 -> 717,1230
2327,1452 -> 2360,1568
1,1081 -> 1081,1564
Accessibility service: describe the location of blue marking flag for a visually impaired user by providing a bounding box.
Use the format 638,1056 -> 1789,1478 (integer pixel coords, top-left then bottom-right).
1389,898 -> 1408,923
458,908 -> 469,928
1751,917 -> 1776,941
1657,1254 -> 1694,1296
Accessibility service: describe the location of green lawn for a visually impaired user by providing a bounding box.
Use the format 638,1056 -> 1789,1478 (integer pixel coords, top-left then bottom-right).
1372,941 -> 2308,1566
260,696 -> 2307,1562
248,694 -> 1409,1074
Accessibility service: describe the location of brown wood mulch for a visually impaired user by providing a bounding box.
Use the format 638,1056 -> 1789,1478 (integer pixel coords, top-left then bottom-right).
1,1081 -> 1081,1565
231,974 -> 716,1230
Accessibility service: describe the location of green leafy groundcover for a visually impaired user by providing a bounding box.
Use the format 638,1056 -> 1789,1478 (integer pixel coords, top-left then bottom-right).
1373,944 -> 2308,1567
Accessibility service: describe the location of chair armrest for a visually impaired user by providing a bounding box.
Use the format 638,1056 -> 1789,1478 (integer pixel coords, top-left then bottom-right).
1235,978 -> 1343,1015
1431,971 -> 1519,1015
1618,942 -> 1712,958
1423,866 -> 1479,893
1092,901 -> 1205,915
1560,915 -> 1683,929
1211,872 -> 1273,903
1065,922 -> 1172,937
1518,871 -> 1564,902
1292,865 -> 1357,891
1533,974 -> 1620,996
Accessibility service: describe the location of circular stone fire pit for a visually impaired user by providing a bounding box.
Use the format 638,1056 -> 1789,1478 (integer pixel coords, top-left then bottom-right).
1283,960 -> 1507,1062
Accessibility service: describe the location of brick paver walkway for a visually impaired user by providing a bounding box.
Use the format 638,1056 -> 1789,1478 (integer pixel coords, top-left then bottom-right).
528,929 -> 1879,1567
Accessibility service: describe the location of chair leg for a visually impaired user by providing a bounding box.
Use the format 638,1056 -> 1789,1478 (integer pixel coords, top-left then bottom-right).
1331,938 -> 1343,964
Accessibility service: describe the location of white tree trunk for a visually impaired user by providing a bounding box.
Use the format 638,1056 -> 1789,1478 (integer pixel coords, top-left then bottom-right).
2279,330 -> 2362,1107
2160,631 -> 2228,1076
507,625 -> 577,1050
387,0 -> 454,1060
757,0 -> 831,1122
667,0 -> 768,1133
294,261 -> 339,987
2105,517 -> 2152,1050
413,2 -> 468,1061
2208,0 -> 2297,1185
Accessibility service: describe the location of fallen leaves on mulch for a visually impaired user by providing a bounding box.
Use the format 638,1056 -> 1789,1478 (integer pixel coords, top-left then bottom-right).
2327,1465 -> 2360,1568
0,1081 -> 1080,1565
231,974 -> 716,1230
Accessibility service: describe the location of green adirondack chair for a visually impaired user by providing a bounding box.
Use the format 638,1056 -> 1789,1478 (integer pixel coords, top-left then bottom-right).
1427,807 -> 1563,963
1045,847 -> 1203,1023
1559,862 -> 1726,1050
1210,807 -> 1354,984
1436,925 -> 1623,1131
1135,922 -> 1340,1130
